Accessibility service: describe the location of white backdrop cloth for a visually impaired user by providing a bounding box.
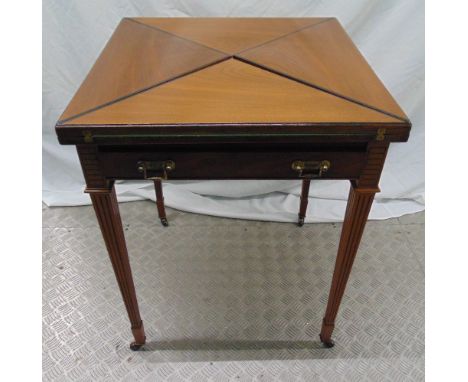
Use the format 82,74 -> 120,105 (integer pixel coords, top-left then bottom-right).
43,0 -> 424,223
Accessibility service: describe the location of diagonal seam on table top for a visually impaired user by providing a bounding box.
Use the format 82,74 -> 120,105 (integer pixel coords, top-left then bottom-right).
233,56 -> 409,123
58,55 -> 231,125
130,17 -> 334,56
234,18 -> 334,55
126,17 -> 230,56
58,19 -> 231,125
234,19 -> 409,123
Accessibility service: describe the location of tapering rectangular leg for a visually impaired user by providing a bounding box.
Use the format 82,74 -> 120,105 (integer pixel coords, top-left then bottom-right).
319,182 -> 377,347
153,179 -> 168,226
89,185 -> 146,350
298,179 -> 311,226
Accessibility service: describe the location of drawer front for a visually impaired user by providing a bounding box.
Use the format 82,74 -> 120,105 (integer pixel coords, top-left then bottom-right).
98,149 -> 367,180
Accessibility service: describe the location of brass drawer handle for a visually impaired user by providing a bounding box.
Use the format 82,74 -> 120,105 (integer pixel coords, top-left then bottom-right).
292,160 -> 331,178
137,160 -> 175,180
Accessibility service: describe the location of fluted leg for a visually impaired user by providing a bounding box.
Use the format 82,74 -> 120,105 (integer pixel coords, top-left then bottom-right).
298,179 -> 311,226
154,179 -> 168,227
319,183 -> 377,347
90,186 -> 146,350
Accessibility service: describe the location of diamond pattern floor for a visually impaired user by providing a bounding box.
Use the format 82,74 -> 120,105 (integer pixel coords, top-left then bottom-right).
43,201 -> 424,381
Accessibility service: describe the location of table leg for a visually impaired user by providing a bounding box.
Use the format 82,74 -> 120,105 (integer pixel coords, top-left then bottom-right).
298,179 -> 311,226
319,182 -> 377,347
89,186 -> 146,350
153,179 -> 168,226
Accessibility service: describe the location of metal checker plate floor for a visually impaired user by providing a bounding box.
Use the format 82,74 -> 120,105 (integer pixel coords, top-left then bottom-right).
43,201 -> 424,381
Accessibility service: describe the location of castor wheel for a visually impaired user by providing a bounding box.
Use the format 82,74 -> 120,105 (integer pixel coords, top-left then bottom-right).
130,342 -> 144,351
322,340 -> 335,348
160,217 -> 169,227
319,334 -> 335,348
297,217 -> 305,227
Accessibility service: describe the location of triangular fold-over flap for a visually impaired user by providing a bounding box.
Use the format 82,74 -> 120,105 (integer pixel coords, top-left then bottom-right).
66,59 -> 403,126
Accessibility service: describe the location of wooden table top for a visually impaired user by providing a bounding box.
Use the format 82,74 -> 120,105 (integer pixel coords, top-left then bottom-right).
56,17 -> 410,144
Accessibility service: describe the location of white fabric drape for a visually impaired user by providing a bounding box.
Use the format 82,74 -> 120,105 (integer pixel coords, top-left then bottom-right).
43,0 -> 424,222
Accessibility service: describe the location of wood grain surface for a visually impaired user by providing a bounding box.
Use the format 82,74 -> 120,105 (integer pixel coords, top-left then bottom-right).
59,18 -> 227,122
132,17 -> 329,54
66,59 -> 402,125
238,18 -> 408,121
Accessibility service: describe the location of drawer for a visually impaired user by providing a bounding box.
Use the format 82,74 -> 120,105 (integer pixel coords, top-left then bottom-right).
97,147 -> 367,180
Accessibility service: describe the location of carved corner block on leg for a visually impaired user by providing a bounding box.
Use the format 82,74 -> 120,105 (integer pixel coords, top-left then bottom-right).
298,179 -> 311,227
154,179 -> 168,227
88,185 -> 146,350
319,183 -> 377,348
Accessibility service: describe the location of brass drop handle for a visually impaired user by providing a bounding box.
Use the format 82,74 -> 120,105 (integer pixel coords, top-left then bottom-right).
137,160 -> 175,180
291,160 -> 331,178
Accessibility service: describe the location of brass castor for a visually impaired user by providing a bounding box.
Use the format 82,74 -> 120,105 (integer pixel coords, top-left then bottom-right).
160,217 -> 169,227
319,334 -> 335,348
298,217 -> 305,227
130,342 -> 144,351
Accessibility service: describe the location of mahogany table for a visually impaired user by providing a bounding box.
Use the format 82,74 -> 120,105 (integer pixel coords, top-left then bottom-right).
55,17 -> 411,350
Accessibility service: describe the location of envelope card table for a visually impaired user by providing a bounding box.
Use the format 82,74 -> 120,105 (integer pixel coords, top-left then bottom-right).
55,17 -> 411,350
